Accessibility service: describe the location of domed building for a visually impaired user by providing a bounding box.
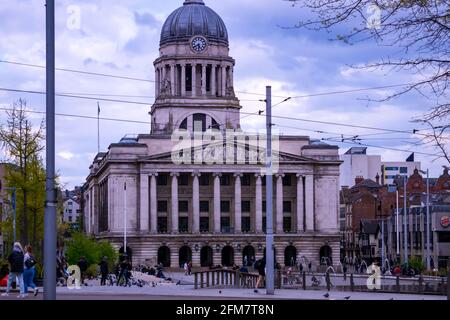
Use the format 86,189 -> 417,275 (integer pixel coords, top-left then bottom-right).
84,0 -> 342,269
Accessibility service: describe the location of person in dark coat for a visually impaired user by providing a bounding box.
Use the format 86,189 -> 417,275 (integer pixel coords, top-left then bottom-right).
77,257 -> 88,285
1,242 -> 26,298
254,257 -> 266,293
98,257 -> 109,286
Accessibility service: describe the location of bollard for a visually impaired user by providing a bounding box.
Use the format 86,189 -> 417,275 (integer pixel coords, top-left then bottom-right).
350,273 -> 354,292
418,275 -> 423,293
194,273 -> 198,289
343,272 -> 347,282
326,272 -> 331,292
303,272 -> 306,290
447,271 -> 450,300
200,272 -> 204,289
396,276 -> 400,293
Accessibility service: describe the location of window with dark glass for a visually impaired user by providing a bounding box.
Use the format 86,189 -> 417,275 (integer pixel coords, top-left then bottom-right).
283,201 -> 292,213
221,217 -> 231,233
221,201 -> 230,213
283,217 -> 292,232
158,201 -> 168,212
179,217 -> 189,233
242,174 -> 251,186
180,119 -> 188,130
178,173 -> 189,186
242,217 -> 251,233
220,174 -> 231,186
241,201 -> 251,213
200,217 -> 209,233
262,201 -> 266,212
282,175 -> 292,186
186,65 -> 192,92
157,174 -> 168,186
262,217 -> 267,233
200,201 -> 209,212
199,174 -> 210,186
179,201 -> 189,212
158,217 -> 168,233
193,113 -> 207,132
399,167 -> 408,174
261,176 -> 266,186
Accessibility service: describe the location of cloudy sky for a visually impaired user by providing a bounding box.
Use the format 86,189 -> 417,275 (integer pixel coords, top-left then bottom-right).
0,0 -> 447,189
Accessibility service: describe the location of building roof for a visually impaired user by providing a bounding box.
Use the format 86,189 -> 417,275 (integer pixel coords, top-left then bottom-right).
160,0 -> 229,46
351,179 -> 382,190
360,219 -> 380,235
344,147 -> 367,155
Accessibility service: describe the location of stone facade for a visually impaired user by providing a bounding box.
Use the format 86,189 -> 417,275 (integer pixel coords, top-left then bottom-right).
83,0 -> 342,268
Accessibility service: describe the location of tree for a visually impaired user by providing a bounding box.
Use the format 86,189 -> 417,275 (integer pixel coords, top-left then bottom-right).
286,0 -> 449,162
0,99 -> 45,246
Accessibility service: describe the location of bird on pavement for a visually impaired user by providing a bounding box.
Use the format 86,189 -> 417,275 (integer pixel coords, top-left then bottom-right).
176,280 -> 181,285
344,296 -> 351,300
323,293 -> 330,298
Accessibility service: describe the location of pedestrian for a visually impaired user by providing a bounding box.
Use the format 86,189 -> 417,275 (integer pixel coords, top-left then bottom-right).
98,257 -> 109,286
23,245 -> 39,296
188,261 -> 193,275
299,263 -> 304,274
77,256 -> 88,285
117,258 -> 131,286
1,242 -> 26,298
183,262 -> 189,276
253,257 -> 266,293
308,262 -> 312,273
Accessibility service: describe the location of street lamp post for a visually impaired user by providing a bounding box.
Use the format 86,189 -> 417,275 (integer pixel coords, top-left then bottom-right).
403,174 -> 408,265
3,187 -> 17,244
396,188 -> 400,259
419,169 -> 430,270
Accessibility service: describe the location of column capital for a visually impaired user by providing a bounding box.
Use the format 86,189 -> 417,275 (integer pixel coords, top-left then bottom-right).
233,172 -> 243,178
212,172 -> 222,178
296,173 -> 304,178
276,173 -> 285,179
192,171 -> 201,177
255,173 -> 264,178
170,172 -> 180,177
149,172 -> 159,177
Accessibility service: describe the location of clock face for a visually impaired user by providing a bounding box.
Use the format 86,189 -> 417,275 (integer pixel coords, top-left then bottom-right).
191,37 -> 207,52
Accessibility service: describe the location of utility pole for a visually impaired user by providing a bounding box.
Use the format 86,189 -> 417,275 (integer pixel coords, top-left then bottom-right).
265,86 -> 275,295
97,102 -> 100,154
426,169 -> 430,271
44,0 -> 56,301
403,175 -> 408,265
396,188 -> 399,259
381,218 -> 385,272
124,182 -> 127,254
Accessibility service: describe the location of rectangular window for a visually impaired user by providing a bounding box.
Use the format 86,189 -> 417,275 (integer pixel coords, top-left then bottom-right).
68,216 -> 73,222
221,217 -> 231,233
76,210 -> 81,214
157,217 -> 168,233
157,174 -> 168,186
242,174 -> 251,186
283,201 -> 292,213
200,201 -> 209,212
242,217 -> 251,233
157,201 -> 168,212
221,201 -> 230,213
261,176 -> 266,186
179,217 -> 189,233
385,167 -> 399,171
262,217 -> 267,233
282,175 -> 292,186
179,201 -> 189,212
438,232 -> 450,243
220,174 -> 231,186
200,217 -> 209,233
186,65 -> 192,92
68,201 -> 73,206
262,201 -> 266,213
241,201 -> 251,213
399,167 -> 408,174
283,217 -> 292,232
199,175 -> 210,186
178,174 -> 189,186
68,209 -> 73,214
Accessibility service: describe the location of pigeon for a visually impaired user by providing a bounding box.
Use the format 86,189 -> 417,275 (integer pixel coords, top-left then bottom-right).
344,296 -> 351,300
323,293 -> 330,298
176,280 -> 181,285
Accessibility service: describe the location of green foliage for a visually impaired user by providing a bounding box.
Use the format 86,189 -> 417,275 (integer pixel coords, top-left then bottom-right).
86,264 -> 99,279
0,258 -> 9,279
408,256 -> 425,273
65,233 -> 118,270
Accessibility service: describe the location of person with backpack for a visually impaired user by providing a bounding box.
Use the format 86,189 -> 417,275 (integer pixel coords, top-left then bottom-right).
1,242 -> 26,298
253,257 -> 266,293
23,245 -> 39,296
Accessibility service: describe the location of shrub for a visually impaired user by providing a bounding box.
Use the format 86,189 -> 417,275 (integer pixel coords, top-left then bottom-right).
65,233 -> 118,270
86,264 -> 99,279
408,256 -> 425,273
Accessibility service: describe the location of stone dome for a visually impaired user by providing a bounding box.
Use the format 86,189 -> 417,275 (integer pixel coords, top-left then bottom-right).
160,0 -> 228,46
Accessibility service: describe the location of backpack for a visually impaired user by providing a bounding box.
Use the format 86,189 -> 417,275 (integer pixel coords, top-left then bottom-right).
25,255 -> 37,269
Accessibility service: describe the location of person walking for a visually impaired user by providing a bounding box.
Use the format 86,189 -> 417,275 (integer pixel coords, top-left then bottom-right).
183,262 -> 189,276
98,257 -> 109,286
117,258 -> 131,286
1,242 -> 26,298
308,262 -> 312,273
23,245 -> 39,296
188,261 -> 193,275
253,257 -> 266,293
77,256 -> 88,285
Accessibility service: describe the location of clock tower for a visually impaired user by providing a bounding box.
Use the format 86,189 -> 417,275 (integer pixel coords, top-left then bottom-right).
152,0 -> 240,134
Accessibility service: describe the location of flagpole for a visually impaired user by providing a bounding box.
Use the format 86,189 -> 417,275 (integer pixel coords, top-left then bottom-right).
97,102 -> 100,154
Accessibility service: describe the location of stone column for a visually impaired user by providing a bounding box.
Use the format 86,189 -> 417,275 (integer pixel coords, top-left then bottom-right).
213,173 -> 222,233
191,63 -> 197,97
171,173 -> 179,234
276,174 -> 284,233
255,174 -> 263,233
162,66 -> 166,87
155,68 -> 160,97
150,173 -> 158,234
192,172 -> 200,234
221,65 -> 226,97
305,175 -> 314,231
296,174 -> 304,233
234,173 -> 242,234
181,64 -> 186,97
230,66 -> 234,88
211,64 -> 216,96
140,173 -> 149,232
170,63 -> 176,96
201,64 -> 207,96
